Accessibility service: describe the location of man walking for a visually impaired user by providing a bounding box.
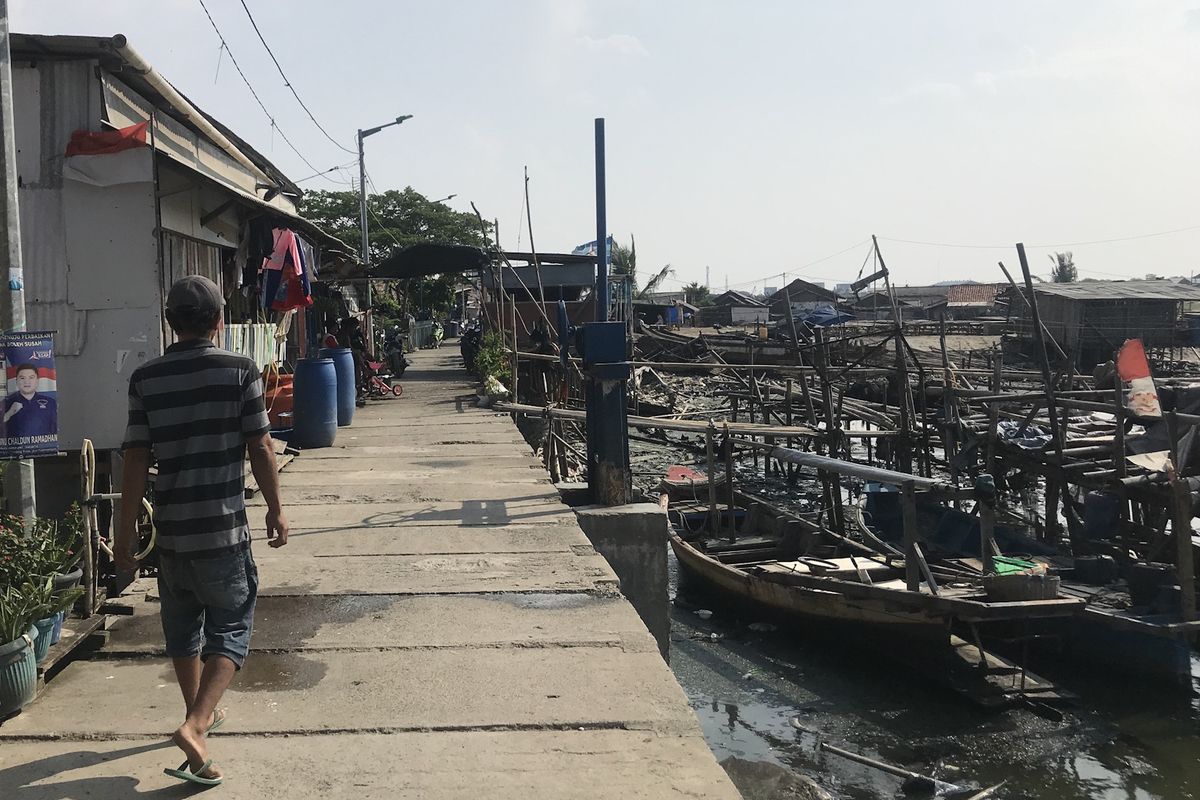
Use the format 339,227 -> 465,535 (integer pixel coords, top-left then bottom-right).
115,275 -> 289,786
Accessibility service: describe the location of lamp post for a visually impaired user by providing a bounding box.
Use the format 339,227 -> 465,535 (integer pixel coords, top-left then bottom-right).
357,114 -> 412,310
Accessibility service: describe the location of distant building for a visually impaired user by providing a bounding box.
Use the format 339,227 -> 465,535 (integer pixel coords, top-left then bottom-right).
766,279 -> 843,319
1006,279 -> 1200,365
945,283 -> 1007,319
697,290 -> 769,326
643,291 -> 687,304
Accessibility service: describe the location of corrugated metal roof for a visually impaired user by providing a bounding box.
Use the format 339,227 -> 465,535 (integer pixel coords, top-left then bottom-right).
713,290 -> 766,307
1032,280 -> 1200,301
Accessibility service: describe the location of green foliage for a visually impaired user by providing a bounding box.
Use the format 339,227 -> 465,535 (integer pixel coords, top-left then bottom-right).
472,332 -> 512,385
1049,251 -> 1077,283
407,275 -> 457,315
299,188 -> 491,265
0,506 -> 87,644
0,505 -> 84,587
300,188 -> 487,316
611,235 -> 637,290
684,282 -> 713,307
0,576 -> 82,645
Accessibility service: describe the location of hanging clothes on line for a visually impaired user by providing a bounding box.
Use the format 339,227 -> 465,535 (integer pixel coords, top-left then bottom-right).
260,228 -> 313,312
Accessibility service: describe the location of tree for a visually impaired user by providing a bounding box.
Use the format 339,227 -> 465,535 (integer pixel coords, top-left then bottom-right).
1049,251 -> 1077,283
611,235 -> 637,290
684,282 -> 713,307
637,264 -> 675,299
300,188 -> 491,316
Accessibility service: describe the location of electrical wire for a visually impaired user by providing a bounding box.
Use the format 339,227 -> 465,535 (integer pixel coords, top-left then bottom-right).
364,172 -> 408,252
723,239 -> 873,291
195,0 -> 350,184
237,0 -> 357,155
878,223 -> 1200,251
293,158 -> 359,184
194,0 -> 329,178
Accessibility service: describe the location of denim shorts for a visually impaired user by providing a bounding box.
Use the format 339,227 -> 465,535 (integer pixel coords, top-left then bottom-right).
157,548 -> 258,669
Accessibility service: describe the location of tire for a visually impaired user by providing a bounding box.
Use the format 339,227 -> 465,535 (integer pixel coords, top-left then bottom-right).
392,384 -> 404,398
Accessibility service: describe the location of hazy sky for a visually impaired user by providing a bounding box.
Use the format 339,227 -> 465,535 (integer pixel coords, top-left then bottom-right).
13,1 -> 1200,290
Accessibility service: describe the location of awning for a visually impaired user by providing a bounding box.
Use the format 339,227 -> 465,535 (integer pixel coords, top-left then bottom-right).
371,243 -> 491,280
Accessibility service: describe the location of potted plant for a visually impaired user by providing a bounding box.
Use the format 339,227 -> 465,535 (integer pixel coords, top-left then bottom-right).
0,506 -> 86,651
0,577 -> 83,716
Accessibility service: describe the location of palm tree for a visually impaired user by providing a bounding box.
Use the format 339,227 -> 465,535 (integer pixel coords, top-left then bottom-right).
636,264 -> 675,299
684,282 -> 712,306
611,235 -> 637,290
1049,251 -> 1077,283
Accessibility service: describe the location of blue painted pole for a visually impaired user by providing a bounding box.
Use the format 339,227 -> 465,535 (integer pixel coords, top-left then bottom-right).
594,118 -> 608,321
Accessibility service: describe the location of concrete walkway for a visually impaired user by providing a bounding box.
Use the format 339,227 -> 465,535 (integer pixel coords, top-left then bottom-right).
0,348 -> 739,799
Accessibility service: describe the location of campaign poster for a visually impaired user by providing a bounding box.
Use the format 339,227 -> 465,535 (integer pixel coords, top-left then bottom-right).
1,332 -> 58,458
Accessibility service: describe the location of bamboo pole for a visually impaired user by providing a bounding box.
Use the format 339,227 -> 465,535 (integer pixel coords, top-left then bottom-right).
902,481 -> 920,591
706,421 -> 718,532
494,402 -> 900,438
1168,412 -> 1196,619
510,301 -> 519,401
724,422 -> 735,540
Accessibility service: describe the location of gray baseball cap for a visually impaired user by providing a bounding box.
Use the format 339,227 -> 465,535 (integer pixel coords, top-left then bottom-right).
166,275 -> 224,314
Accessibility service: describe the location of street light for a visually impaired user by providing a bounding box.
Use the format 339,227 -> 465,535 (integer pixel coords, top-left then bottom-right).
357,114 -> 412,310
432,194 -> 456,204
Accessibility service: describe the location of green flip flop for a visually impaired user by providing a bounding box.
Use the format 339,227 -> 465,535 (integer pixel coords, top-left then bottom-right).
206,709 -> 226,735
164,758 -> 223,786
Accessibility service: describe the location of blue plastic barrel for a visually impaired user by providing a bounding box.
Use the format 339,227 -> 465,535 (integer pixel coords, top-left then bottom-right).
292,357 -> 338,448
318,347 -> 356,426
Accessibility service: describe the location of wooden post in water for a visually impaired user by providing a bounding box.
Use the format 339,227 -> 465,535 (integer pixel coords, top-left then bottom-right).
1168,412 -> 1197,619
938,317 -> 960,495
725,422 -> 736,540
706,421 -> 718,533
902,480 -> 920,591
785,378 -> 796,484
510,301 -> 519,402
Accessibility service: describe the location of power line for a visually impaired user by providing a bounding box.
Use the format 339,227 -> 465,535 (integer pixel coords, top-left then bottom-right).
724,239 -> 872,290
878,223 -> 1200,251
364,172 -> 408,252
195,0 -> 335,181
237,0 -> 356,155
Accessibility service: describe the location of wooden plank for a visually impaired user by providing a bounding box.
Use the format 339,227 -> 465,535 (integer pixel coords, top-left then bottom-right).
36,613 -> 107,682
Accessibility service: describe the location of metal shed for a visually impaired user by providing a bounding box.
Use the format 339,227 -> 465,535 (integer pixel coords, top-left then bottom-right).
10,33 -> 350,512
1009,280 -> 1200,364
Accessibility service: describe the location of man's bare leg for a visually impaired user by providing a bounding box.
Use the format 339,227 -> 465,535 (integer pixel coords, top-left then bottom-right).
172,654 -> 237,777
172,655 -> 201,712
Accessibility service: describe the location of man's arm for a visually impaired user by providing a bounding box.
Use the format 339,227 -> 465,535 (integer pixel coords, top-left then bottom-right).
248,432 -> 288,547
115,446 -> 151,573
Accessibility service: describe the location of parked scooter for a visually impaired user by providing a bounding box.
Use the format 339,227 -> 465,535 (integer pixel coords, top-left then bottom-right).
384,326 -> 410,378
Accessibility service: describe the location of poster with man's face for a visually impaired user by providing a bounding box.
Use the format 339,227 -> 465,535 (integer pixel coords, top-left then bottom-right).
1,332 -> 58,458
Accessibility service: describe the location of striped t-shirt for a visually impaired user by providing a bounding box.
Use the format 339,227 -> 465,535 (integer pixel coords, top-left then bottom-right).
122,338 -> 270,558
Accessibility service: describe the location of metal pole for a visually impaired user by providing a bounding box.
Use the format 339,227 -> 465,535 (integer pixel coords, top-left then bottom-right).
357,128 -> 369,287
357,127 -> 376,354
0,5 -> 36,520
594,118 -> 608,321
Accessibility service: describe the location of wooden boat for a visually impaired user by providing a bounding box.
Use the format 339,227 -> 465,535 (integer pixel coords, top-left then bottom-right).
661,467 -> 1081,708
854,489 -> 1200,691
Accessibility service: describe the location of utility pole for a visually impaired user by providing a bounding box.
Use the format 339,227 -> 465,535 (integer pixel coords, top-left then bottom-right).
356,115 -> 411,313
0,3 -> 35,519
705,265 -> 710,289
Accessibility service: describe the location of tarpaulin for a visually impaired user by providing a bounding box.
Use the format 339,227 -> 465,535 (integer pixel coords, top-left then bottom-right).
64,121 -> 149,156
